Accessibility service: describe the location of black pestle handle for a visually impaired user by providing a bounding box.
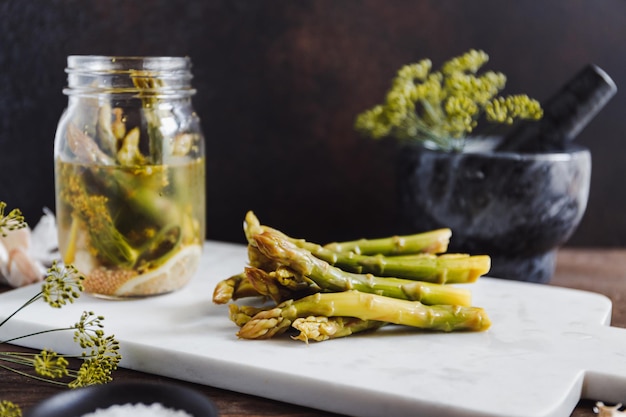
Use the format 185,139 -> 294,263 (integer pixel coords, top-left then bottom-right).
495,64 -> 617,153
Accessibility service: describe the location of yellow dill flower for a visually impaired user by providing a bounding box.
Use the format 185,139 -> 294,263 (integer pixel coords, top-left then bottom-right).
73,311 -> 106,349
69,353 -> 119,388
354,105 -> 393,139
72,311 -> 121,381
443,96 -> 479,137
445,71 -> 506,106
34,349 -> 70,378
1,205 -> 121,397
69,358 -> 109,388
0,401 -> 21,417
442,49 -> 489,75
355,49 -> 542,151
485,95 -> 544,124
396,59 -> 432,81
42,261 -> 85,308
0,202 -> 27,237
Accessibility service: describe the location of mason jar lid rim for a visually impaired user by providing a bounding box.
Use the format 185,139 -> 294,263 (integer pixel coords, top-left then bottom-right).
62,88 -> 198,97
66,55 -> 193,72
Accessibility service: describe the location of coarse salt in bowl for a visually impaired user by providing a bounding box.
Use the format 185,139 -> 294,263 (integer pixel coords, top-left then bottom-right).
24,381 -> 219,417
81,402 -> 193,417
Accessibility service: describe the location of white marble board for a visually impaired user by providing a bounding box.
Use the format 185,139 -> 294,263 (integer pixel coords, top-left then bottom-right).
1,241 -> 625,417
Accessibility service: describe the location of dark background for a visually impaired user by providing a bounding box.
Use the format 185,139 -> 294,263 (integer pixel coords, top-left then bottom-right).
1,0 -> 625,246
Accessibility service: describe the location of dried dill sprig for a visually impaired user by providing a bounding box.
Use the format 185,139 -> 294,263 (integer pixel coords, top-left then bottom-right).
0,400 -> 21,417
0,261 -> 84,328
43,261 -> 84,308
0,202 -> 122,413
0,202 -> 27,237
355,49 -> 543,152
0,262 -> 121,387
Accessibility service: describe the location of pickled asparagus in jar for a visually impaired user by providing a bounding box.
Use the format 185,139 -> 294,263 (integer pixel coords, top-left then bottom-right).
54,56 -> 206,298
55,158 -> 205,296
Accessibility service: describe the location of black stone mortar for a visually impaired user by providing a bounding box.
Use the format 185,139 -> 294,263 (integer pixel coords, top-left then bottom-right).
397,144 -> 591,283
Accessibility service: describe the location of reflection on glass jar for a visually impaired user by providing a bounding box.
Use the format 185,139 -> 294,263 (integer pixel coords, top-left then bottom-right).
54,56 -> 206,298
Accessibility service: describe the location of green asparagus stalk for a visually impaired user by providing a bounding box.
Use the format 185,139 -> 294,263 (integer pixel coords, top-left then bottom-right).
131,71 -> 165,164
244,210 -> 451,256
296,242 -> 488,284
67,123 -> 116,166
65,124 -> 182,228
235,290 -> 491,339
323,228 -> 452,255
244,266 -> 320,304
231,304 -> 292,339
229,304 -> 264,327
291,316 -> 386,343
247,243 -> 281,271
96,103 -> 120,158
243,267 -> 283,303
252,230 -> 472,306
62,123 -> 190,268
213,265 -> 320,305
60,163 -> 183,268
213,272 -> 263,304
117,127 -> 146,166
243,211 -> 489,283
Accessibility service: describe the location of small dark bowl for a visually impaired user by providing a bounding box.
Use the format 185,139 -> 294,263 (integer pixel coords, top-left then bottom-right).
24,381 -> 219,417
397,143 -> 591,283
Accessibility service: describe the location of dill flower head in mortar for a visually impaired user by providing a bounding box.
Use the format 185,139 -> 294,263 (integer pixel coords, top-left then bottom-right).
355,49 -> 543,152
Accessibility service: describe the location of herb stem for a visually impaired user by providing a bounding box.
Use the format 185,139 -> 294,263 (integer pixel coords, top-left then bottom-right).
1,327 -> 73,345
0,293 -> 43,328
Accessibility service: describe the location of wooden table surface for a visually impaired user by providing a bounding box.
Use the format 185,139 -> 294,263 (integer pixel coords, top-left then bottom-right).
1,247 -> 625,417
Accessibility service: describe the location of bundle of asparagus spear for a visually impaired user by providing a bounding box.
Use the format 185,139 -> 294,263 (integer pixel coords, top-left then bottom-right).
212,212 -> 492,343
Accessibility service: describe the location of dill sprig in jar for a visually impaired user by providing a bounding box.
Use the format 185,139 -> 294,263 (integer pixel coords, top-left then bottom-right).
54,56 -> 206,298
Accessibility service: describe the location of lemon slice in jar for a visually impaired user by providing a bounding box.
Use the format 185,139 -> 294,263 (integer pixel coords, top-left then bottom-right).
85,244 -> 202,297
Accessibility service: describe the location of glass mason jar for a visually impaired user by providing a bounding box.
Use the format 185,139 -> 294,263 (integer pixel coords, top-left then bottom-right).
54,56 -> 206,298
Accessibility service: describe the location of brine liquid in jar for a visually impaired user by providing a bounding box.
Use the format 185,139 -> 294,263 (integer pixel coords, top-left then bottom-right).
54,56 -> 206,298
